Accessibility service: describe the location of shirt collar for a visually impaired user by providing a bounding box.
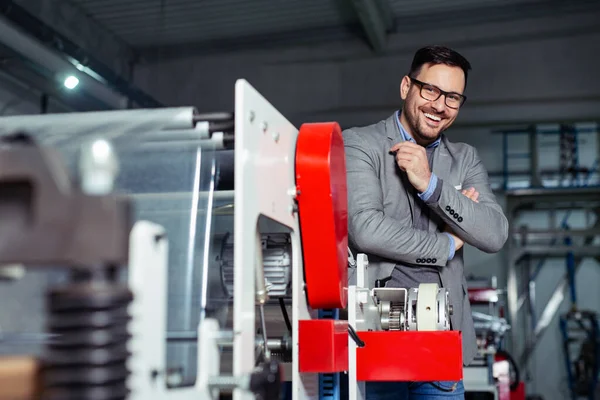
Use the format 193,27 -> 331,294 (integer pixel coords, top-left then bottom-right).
395,110 -> 441,149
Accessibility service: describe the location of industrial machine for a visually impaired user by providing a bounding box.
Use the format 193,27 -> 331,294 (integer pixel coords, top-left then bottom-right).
343,253 -> 463,400
463,277 -> 524,400
0,80 -> 463,400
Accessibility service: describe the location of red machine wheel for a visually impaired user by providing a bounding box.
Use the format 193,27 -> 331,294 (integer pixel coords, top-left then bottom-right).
295,122 -> 348,309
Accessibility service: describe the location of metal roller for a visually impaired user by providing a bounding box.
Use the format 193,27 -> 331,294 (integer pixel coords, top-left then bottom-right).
391,284 -> 450,332
416,283 -> 439,331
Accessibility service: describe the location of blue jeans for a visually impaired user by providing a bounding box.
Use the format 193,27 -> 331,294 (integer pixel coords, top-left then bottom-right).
366,380 -> 465,399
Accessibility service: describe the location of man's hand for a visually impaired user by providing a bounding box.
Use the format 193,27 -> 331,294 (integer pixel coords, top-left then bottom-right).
462,187 -> 479,203
444,225 -> 464,251
390,142 -> 431,193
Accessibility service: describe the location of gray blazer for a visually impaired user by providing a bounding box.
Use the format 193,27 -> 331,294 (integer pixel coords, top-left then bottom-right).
343,113 -> 509,366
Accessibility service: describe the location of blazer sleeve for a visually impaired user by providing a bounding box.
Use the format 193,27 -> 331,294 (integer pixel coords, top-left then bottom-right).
425,147 -> 509,253
344,129 -> 452,267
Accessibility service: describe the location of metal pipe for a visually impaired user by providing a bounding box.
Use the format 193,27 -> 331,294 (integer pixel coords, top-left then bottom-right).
166,332 -> 290,353
0,107 -> 197,139
529,127 -> 541,187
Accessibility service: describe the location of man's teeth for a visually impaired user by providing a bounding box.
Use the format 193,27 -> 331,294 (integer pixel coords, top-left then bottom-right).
424,112 -> 441,122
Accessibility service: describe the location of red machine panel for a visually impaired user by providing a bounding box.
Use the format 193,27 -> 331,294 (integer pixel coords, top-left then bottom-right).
356,331 -> 463,382
295,122 -> 348,309
510,383 -> 526,400
298,320 -> 349,373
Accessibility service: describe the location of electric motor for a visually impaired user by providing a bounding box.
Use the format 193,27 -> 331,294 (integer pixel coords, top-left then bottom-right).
220,233 -> 292,298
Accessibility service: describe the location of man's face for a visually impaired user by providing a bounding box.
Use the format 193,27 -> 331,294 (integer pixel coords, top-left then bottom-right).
399,63 -> 465,144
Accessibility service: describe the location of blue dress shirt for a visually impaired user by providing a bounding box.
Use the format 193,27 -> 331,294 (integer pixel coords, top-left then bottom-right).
395,111 -> 455,260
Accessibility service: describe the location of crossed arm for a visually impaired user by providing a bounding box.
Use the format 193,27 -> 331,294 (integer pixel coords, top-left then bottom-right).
421,150 -> 509,253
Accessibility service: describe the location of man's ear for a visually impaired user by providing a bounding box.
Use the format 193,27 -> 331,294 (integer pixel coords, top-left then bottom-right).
400,76 -> 411,100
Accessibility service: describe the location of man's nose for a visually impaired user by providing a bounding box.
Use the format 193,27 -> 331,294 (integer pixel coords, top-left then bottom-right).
431,95 -> 446,111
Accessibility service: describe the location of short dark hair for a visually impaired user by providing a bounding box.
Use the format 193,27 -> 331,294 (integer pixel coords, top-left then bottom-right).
409,45 -> 472,86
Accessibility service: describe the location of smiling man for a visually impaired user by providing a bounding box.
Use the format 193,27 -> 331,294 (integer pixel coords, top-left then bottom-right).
343,45 -> 509,399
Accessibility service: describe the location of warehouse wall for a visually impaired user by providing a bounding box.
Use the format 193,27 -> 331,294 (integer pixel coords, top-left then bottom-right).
134,9 -> 600,399
134,10 -> 600,129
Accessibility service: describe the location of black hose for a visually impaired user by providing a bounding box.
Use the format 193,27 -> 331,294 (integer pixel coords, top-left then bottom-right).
278,298 -> 292,334
348,324 -> 365,348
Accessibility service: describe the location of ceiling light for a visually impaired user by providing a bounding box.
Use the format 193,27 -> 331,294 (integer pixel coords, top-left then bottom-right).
64,75 -> 79,89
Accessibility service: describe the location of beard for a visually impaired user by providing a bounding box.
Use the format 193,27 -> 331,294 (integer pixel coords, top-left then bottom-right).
403,105 -> 447,144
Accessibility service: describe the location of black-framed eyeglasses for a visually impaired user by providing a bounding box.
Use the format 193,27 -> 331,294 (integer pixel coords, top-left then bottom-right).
409,77 -> 467,109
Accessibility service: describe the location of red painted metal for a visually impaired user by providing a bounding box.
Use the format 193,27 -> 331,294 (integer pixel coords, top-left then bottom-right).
298,319 -> 349,373
510,383 -> 526,400
356,331 -> 463,382
468,287 -> 500,304
295,122 -> 348,309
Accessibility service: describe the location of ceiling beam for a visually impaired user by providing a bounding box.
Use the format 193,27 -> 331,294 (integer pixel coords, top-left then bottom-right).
0,1 -> 163,108
0,15 -> 127,109
348,0 -> 394,52
10,0 -> 134,79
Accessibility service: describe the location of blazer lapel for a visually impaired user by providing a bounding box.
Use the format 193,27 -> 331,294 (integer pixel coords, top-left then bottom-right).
430,136 -> 452,231
385,114 -> 415,224
432,136 -> 452,183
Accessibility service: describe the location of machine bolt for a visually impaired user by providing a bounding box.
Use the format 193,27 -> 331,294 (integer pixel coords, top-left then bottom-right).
166,369 -> 184,387
249,110 -> 255,122
272,131 -> 280,142
150,369 -> 160,382
261,121 -> 268,133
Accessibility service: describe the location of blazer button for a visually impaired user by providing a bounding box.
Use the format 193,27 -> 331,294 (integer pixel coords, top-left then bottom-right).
432,258 -> 437,263
426,258 -> 432,263
458,216 -> 463,222
453,213 -> 459,219
416,258 -> 422,263
445,205 -> 451,211
450,209 -> 455,216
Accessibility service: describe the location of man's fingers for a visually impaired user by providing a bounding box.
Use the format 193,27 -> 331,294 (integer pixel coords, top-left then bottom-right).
394,147 -> 420,157
391,141 -> 419,150
461,187 -> 480,202
395,147 -> 427,164
395,151 -> 417,163
396,158 -> 411,170
390,141 -> 424,153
